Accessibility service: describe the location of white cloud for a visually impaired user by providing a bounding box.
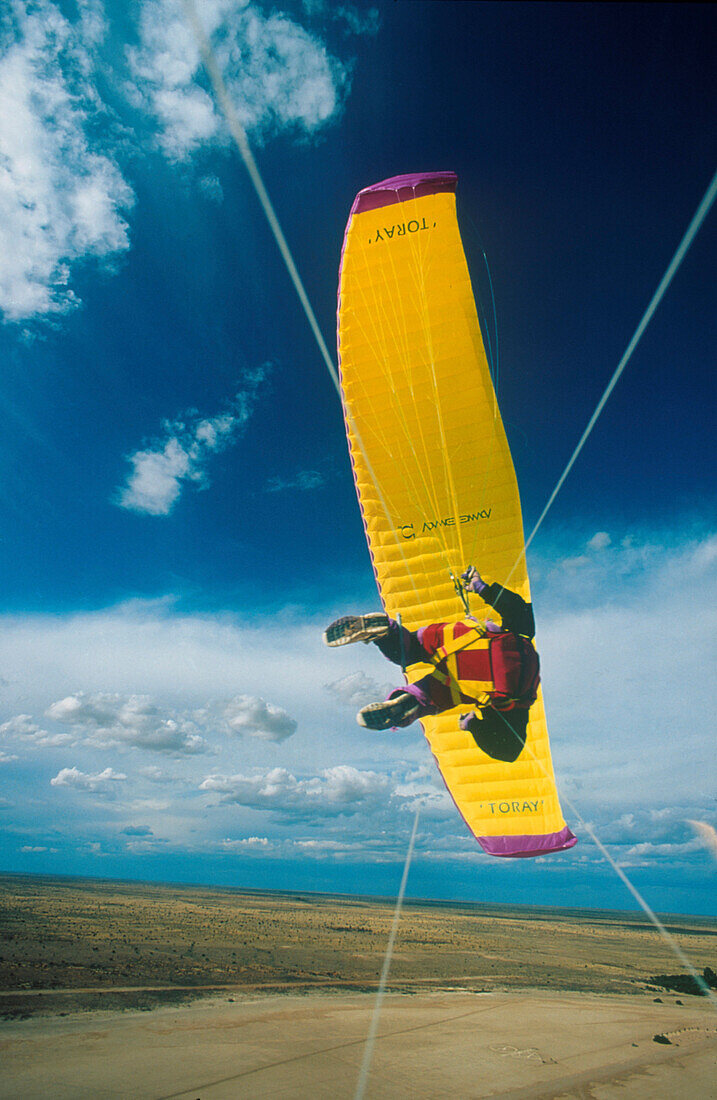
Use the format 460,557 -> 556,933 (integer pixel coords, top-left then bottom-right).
1,528 -> 715,877
560,554 -> 590,570
289,836 -> 387,861
586,531 -> 611,551
0,713 -> 72,747
117,438 -> 193,516
324,671 -> 392,708
0,1 -> 134,322
624,837 -> 704,861
536,528 -> 697,610
50,765 -> 127,792
393,768 -> 454,820
0,598 -> 326,719
0,0 -> 363,324
46,692 -> 207,754
139,764 -> 179,784
294,838 -> 344,851
127,0 -> 350,161
200,763 -> 391,819
222,695 -> 297,742
116,369 -> 269,514
221,835 -> 270,849
535,532 -> 717,812
1,714 -> 44,737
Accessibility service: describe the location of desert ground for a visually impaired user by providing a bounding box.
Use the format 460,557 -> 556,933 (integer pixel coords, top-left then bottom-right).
1,874 -> 715,1098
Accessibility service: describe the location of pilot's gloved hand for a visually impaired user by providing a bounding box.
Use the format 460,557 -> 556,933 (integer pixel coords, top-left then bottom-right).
460,565 -> 487,596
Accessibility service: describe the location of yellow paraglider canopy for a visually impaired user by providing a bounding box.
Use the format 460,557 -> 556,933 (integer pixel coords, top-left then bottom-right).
337,171 -> 575,857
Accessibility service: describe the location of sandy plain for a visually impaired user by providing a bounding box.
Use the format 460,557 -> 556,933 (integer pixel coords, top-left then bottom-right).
1,874 -> 716,1098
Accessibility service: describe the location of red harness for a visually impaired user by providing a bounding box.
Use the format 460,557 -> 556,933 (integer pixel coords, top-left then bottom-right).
426,621 -> 540,710
485,630 -> 540,710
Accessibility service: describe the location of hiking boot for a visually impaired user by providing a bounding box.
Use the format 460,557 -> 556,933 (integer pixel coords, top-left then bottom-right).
323,613 -> 391,647
357,692 -> 422,730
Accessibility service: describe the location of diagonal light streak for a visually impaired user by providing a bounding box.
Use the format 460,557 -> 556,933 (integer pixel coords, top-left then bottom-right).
508,168 -> 717,582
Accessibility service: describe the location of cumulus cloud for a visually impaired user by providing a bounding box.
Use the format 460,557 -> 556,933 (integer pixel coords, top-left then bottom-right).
221,695 -> 297,742
392,767 -> 454,820
623,836 -> 704,862
294,837 -> 345,852
0,0 -> 365,324
17,684 -> 298,758
221,835 -> 270,850
0,713 -> 72,747
214,834 -> 384,859
289,837 -> 390,861
200,764 -> 391,818
138,764 -> 178,784
1,528 -> 715,876
51,765 -> 127,792
580,806 -> 717,873
127,0 -> 350,161
117,438 -> 195,517
559,529 -> 616,570
538,527 -> 707,608
324,671 -> 392,708
46,692 -> 206,754
1,714 -> 45,738
0,1 -> 134,322
116,369 -> 269,514
586,531 -> 611,552
511,529 -> 717,850
0,598 -> 324,727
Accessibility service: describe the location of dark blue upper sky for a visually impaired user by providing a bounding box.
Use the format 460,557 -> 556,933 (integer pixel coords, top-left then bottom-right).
1,1 -> 714,616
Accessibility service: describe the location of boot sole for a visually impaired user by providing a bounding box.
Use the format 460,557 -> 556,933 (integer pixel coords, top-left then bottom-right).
357,694 -> 420,730
323,614 -> 390,647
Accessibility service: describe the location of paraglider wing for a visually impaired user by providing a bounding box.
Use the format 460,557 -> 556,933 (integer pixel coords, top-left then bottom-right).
336,171 -> 576,857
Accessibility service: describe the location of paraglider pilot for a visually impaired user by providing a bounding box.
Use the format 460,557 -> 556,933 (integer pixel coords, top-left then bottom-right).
323,567 -> 539,763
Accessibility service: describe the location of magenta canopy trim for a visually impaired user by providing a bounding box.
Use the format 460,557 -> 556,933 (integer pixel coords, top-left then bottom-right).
478,825 -> 578,859
351,171 -> 458,215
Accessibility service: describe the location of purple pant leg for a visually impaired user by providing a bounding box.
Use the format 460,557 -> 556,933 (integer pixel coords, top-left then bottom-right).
389,671 -> 474,720
373,620 -> 429,667
397,674 -> 456,714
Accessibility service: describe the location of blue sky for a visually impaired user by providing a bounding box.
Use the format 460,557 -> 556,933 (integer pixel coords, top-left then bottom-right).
0,1 -> 715,917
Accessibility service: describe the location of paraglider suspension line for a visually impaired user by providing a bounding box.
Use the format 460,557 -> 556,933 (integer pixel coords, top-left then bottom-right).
397,613 -> 407,674
450,570 -> 471,617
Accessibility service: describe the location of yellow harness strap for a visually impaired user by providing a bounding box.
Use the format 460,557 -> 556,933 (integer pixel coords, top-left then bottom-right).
433,623 -> 495,707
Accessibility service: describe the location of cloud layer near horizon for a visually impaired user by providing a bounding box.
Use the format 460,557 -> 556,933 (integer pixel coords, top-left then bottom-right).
0,526 -> 714,886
